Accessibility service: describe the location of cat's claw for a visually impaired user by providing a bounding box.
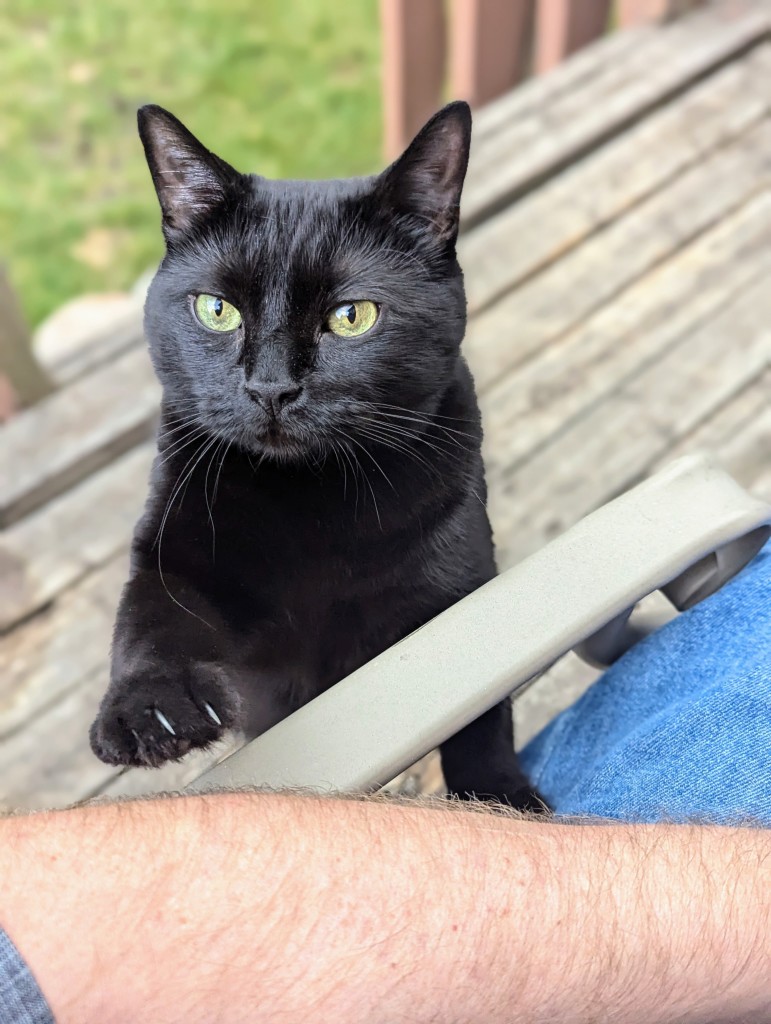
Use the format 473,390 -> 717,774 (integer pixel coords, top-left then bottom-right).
90,666 -> 239,768
204,702 -> 221,725
154,708 -> 176,735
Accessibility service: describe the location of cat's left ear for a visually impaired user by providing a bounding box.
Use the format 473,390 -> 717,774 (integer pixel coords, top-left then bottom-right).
379,101 -> 471,245
138,105 -> 241,242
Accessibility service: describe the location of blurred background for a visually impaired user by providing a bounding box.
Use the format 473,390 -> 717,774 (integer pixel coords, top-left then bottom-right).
1,0 -> 768,809
0,0 -> 382,331
0,0 -> 695,337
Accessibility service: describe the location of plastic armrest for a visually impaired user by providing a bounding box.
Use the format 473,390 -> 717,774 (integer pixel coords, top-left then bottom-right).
188,453 -> 770,796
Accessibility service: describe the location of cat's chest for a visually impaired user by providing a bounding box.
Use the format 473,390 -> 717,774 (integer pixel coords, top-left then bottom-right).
149,447 -> 477,641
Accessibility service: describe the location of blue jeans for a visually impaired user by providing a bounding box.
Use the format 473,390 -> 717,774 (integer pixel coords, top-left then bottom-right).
520,540 -> 771,825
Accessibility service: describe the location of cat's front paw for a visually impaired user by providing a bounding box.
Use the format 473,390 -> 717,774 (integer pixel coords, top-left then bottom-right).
90,664 -> 240,768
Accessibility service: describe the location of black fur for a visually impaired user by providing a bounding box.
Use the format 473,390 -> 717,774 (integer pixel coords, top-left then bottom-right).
89,102 -> 543,809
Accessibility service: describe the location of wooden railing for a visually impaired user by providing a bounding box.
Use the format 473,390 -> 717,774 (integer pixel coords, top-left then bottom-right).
380,0 -> 704,158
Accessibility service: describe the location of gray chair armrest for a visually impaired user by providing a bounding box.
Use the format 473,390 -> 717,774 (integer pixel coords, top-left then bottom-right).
188,453 -> 770,796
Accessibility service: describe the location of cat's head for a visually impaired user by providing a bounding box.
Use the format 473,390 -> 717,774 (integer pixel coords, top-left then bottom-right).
140,102 -> 472,462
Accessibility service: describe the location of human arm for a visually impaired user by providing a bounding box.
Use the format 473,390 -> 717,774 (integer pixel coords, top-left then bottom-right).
1,791 -> 769,1024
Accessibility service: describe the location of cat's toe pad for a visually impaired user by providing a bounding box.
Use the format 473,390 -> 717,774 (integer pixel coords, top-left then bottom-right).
90,666 -> 238,768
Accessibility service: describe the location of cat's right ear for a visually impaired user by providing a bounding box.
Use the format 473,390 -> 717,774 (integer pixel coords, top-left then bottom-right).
378,101 -> 472,247
137,105 -> 240,243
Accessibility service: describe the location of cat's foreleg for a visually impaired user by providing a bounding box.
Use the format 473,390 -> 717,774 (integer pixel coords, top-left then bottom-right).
90,567 -> 243,767
440,698 -> 549,812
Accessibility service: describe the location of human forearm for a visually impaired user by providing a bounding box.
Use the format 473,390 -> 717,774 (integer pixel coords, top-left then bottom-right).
0,793 -> 769,1024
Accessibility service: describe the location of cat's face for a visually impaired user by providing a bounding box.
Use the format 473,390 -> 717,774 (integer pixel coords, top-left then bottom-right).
140,103 -> 471,462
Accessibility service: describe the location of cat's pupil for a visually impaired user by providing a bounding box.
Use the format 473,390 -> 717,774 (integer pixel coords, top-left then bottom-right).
345,304 -> 356,324
214,298 -> 223,317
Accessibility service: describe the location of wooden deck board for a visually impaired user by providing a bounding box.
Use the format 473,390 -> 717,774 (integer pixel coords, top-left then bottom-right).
1,6 -> 769,810
0,344 -> 159,528
461,44 -> 770,315
0,556 -> 126,743
463,0 -> 769,225
490,275 -> 771,567
481,191 -> 771,481
0,444 -> 153,632
465,117 -> 771,391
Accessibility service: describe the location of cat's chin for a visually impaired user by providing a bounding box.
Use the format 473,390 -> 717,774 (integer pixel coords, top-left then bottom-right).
242,427 -> 325,464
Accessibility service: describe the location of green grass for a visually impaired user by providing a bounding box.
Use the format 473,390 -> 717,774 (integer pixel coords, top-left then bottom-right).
0,0 -> 382,327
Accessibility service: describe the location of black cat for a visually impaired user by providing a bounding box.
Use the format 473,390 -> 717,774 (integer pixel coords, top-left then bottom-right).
89,101 -> 542,810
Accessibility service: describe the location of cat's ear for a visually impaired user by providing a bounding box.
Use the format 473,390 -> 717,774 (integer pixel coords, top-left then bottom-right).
379,101 -> 471,245
137,105 -> 240,241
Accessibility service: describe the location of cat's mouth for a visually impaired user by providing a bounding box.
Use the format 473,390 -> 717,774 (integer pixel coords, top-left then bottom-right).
245,418 -> 322,462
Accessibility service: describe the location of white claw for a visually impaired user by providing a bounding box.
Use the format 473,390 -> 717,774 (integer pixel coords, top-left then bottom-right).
204,702 -> 222,726
154,708 -> 176,735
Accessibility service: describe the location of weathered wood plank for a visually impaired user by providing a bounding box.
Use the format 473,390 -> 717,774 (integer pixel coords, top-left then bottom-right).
465,119 -> 771,392
656,372 -> 771,499
463,0 -> 769,225
461,44 -> 770,315
0,555 -> 126,740
0,343 -> 159,528
489,275 -> 771,568
480,191 -> 771,482
0,667 -> 118,812
0,444 -> 153,632
47,308 -> 145,386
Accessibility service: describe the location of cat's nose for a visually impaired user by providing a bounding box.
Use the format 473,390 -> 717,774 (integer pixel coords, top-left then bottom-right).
244,381 -> 303,418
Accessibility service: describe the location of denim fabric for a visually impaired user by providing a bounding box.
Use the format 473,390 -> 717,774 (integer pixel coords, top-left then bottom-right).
521,540 -> 771,824
0,929 -> 54,1024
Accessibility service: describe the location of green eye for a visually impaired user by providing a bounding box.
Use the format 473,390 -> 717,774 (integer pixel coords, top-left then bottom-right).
326,300 -> 379,338
194,294 -> 242,332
